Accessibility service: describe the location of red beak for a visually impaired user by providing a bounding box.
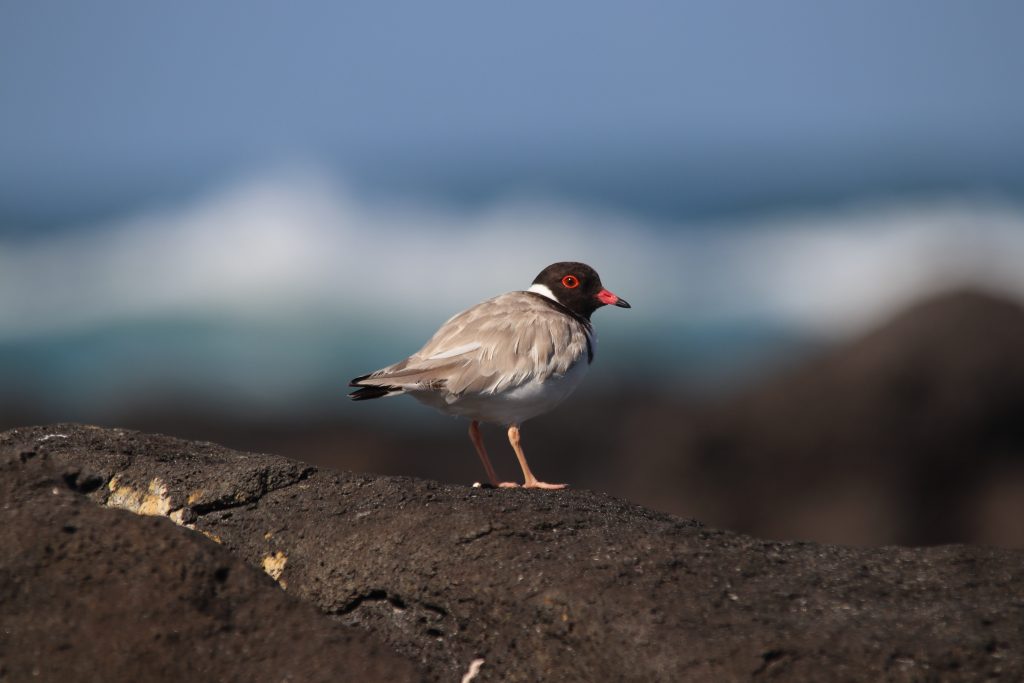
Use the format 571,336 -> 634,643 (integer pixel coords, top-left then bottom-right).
597,289 -> 631,308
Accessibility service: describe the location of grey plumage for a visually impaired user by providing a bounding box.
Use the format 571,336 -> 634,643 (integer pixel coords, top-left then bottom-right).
350,292 -> 592,412
349,261 -> 629,488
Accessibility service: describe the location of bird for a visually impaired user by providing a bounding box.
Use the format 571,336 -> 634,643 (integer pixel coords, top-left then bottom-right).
348,262 -> 630,489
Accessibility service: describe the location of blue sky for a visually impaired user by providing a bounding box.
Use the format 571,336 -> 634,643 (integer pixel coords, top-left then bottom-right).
3,1 -> 1024,226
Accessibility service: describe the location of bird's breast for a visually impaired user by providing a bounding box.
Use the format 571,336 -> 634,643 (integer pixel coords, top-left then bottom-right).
415,357 -> 590,425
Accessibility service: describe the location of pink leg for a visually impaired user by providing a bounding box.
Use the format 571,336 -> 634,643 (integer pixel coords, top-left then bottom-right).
504,424 -> 567,490
468,420 -> 500,487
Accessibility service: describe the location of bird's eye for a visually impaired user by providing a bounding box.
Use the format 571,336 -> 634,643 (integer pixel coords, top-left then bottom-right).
561,275 -> 579,289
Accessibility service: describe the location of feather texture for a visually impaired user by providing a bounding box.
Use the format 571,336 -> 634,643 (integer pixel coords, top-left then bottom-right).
350,292 -> 593,407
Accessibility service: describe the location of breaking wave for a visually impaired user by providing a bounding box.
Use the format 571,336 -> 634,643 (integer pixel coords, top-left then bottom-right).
3,169 -> 1023,338
3,168 -> 1024,414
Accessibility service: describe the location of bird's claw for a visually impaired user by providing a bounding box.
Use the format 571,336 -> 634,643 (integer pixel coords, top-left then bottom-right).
523,481 -> 567,490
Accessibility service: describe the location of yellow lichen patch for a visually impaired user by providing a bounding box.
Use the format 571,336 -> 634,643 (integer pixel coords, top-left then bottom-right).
104,476 -> 227,549
186,490 -> 206,505
168,508 -> 193,528
199,529 -> 223,544
139,479 -> 172,515
262,551 -> 288,586
106,476 -> 173,517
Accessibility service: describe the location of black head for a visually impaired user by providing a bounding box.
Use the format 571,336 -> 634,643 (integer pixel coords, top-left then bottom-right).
529,261 -> 631,319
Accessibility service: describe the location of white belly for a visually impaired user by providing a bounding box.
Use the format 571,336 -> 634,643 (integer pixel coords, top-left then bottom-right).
411,359 -> 590,425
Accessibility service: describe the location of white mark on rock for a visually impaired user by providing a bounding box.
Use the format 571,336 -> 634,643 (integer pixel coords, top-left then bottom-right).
461,658 -> 485,683
38,434 -> 68,442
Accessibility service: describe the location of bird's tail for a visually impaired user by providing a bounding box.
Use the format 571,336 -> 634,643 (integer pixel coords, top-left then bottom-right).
348,374 -> 403,401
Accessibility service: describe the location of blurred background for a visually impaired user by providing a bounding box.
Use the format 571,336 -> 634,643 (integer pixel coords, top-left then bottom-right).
3,1 -> 1024,547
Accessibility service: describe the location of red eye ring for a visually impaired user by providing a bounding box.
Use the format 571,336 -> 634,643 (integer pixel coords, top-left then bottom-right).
561,275 -> 580,289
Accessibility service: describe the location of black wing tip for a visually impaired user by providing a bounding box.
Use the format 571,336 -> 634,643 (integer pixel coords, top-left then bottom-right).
348,386 -> 395,401
349,373 -> 374,387
348,374 -> 400,401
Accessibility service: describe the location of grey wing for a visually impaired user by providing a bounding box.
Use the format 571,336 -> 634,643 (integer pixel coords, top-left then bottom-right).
354,293 -> 589,396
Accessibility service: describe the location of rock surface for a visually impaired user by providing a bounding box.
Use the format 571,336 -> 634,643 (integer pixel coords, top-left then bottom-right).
0,428 -> 420,683
3,424 -> 1024,682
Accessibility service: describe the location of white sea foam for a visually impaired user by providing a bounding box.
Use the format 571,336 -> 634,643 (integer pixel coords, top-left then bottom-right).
2,168 -> 1024,341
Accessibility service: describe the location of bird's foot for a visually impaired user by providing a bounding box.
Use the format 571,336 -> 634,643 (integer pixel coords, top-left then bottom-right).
498,481 -> 521,488
522,480 -> 568,490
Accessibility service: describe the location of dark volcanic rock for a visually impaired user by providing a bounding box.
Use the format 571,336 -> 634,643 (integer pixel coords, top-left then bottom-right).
0,429 -> 421,683
3,424 -> 1024,682
636,289 -> 1024,546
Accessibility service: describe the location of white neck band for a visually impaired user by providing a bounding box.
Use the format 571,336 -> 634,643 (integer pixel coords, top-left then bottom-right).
527,283 -> 558,301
